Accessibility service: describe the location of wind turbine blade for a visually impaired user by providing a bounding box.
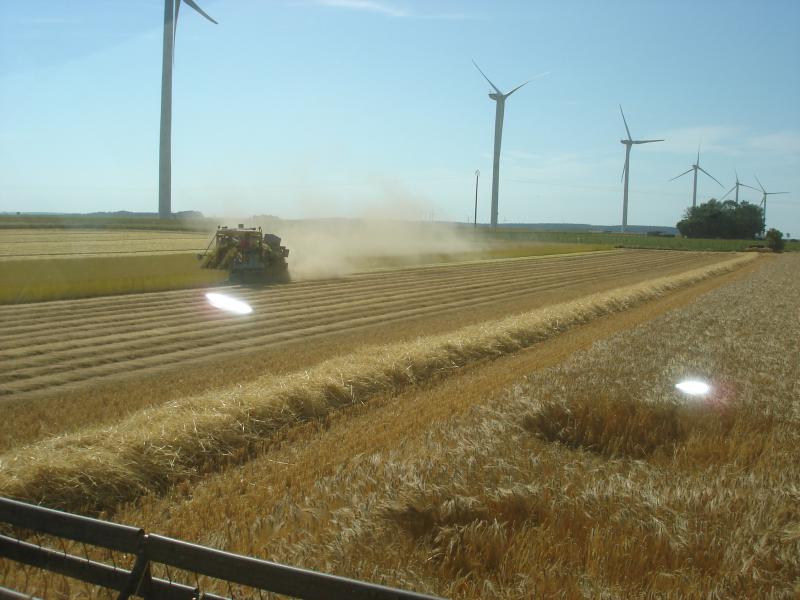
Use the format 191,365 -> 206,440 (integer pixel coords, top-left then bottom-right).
766,191 -> 789,195
633,139 -> 664,144
696,144 -> 701,166
505,80 -> 530,98
721,185 -> 735,200
754,174 -> 766,193
182,0 -> 218,24
739,183 -> 760,192
621,160 -> 627,183
472,60 -> 502,95
698,167 -> 724,187
619,105 -> 632,140
529,70 -> 551,82
669,168 -> 693,182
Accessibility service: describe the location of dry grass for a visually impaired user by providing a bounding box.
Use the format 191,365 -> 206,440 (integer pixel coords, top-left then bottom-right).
0,253 -> 755,515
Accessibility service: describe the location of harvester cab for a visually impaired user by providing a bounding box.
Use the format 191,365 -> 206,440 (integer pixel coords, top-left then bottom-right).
199,224 -> 290,283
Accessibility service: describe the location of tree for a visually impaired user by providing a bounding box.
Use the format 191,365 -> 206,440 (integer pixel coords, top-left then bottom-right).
676,199 -> 764,239
765,228 -> 785,252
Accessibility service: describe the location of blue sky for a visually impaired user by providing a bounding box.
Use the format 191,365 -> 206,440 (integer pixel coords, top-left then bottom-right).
1,0 -> 798,233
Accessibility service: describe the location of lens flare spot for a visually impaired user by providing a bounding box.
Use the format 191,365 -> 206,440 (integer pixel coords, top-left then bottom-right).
675,380 -> 711,396
206,292 -> 252,315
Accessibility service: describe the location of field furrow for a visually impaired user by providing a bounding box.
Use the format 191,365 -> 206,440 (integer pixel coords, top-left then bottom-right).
0,251 -> 703,338
0,250 -> 729,400
0,262 -> 676,386
0,251 -> 692,354
0,250 -> 621,325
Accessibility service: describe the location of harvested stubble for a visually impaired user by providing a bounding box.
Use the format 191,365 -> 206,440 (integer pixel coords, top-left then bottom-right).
0,253 -> 757,514
0,250 -> 724,403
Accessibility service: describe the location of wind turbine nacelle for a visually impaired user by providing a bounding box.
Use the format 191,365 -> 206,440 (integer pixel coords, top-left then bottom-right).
489,93 -> 502,100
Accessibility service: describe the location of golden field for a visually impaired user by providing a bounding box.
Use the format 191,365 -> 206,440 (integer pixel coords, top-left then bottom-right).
0,226 -> 611,304
1,249 -> 797,598
0,250 -> 732,450
0,253 -> 229,304
0,228 -> 219,303
0,228 -> 210,258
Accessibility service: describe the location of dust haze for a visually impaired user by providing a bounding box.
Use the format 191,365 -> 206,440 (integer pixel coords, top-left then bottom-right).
241,217 -> 482,280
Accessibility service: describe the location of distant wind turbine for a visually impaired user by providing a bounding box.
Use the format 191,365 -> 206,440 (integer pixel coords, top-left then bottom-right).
619,106 -> 663,233
473,61 -> 534,228
159,0 -> 218,219
669,145 -> 723,208
754,175 -> 789,232
720,171 -> 758,205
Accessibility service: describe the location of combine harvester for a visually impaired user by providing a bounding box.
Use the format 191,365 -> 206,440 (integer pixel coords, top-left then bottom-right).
199,225 -> 290,283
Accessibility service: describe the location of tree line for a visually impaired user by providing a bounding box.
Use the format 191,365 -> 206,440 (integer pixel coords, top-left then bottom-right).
676,199 -> 785,250
677,199 -> 763,239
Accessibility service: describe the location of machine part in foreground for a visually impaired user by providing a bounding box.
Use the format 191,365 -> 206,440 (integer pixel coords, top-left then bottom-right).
199,224 -> 290,283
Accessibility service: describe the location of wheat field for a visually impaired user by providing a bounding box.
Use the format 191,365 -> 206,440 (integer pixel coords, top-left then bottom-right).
0,228 -> 210,258
0,253 -> 755,509
107,253 -> 795,598
2,250 -> 796,598
0,226 -> 611,304
0,250 -> 734,454
0,250 -> 729,401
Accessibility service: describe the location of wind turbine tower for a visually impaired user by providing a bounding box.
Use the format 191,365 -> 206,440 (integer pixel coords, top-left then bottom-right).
473,61 -> 531,228
669,146 -> 723,208
618,106 -> 663,232
754,175 -> 789,232
721,171 -> 758,205
159,0 -> 218,219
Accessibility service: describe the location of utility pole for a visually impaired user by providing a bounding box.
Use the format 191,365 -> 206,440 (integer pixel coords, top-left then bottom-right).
473,169 -> 480,229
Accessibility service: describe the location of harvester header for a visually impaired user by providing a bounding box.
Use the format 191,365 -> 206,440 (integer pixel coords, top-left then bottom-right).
199,224 -> 289,283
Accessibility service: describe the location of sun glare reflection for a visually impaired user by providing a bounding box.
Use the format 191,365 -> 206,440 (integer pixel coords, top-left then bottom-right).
675,380 -> 711,396
206,292 -> 253,315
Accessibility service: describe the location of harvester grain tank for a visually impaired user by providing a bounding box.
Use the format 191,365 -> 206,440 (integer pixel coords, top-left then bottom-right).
199,224 -> 289,283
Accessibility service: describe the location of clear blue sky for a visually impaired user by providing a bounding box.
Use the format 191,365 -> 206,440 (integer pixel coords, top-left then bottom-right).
1,0 -> 798,233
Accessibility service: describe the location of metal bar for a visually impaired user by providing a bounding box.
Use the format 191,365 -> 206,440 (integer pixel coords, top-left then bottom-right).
117,551 -> 151,600
0,497 -> 142,554
146,534 -> 443,600
197,592 -> 229,600
0,498 -> 443,600
0,586 -> 41,600
0,534 -> 195,600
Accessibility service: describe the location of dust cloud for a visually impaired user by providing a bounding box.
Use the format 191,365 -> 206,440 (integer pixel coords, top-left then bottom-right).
243,217 -> 482,280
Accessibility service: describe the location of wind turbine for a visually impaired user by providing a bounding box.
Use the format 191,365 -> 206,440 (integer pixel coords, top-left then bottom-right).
159,0 -> 218,219
720,171 -> 758,205
473,61 -> 531,228
619,106 -> 663,232
669,146 -> 723,208
754,175 -> 788,232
